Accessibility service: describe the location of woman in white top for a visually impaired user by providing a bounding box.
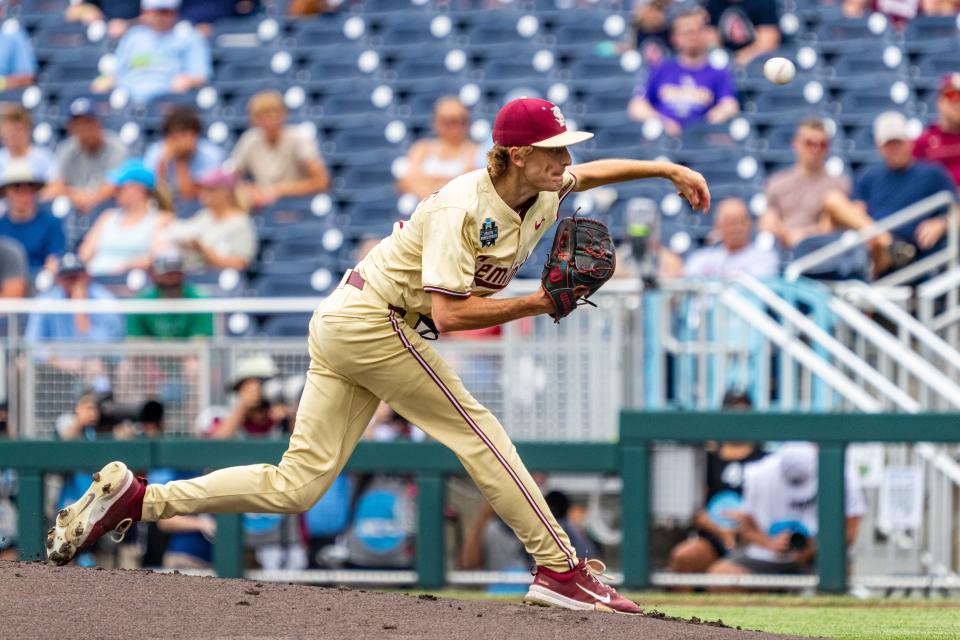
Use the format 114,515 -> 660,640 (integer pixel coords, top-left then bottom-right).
78,160 -> 173,275
164,168 -> 257,272
396,96 -> 481,200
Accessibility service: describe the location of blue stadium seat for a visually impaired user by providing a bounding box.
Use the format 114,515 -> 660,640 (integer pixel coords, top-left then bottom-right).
827,52 -> 905,84
360,0 -> 422,13
811,17 -> 889,54
259,313 -> 313,337
254,273 -> 327,297
210,17 -> 281,50
372,12 -> 457,47
388,46 -> 469,82
459,11 -> 532,46
565,54 -> 637,83
901,15 -> 960,54
185,270 -> 248,297
837,87 -> 913,122
911,52 -> 960,82
290,14 -> 367,48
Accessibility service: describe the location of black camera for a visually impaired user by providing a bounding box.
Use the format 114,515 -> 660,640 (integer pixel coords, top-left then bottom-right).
93,392 -> 165,430
789,531 -> 809,551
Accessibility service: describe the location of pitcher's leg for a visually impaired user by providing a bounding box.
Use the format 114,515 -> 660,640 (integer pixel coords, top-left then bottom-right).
365,315 -> 577,572
143,359 -> 379,521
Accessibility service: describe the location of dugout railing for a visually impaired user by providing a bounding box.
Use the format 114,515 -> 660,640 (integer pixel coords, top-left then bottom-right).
3,412 -> 960,592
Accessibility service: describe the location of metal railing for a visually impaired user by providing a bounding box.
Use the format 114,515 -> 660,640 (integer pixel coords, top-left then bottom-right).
0,284 -> 640,441
783,190 -> 958,286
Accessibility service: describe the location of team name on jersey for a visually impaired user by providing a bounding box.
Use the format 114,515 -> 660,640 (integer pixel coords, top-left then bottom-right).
473,254 -> 526,291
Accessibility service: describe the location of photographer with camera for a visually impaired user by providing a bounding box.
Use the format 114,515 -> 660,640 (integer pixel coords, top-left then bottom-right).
208,354 -> 291,439
705,442 -> 865,590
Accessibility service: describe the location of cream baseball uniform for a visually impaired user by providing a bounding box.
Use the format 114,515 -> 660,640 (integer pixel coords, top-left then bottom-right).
141,168 -> 581,571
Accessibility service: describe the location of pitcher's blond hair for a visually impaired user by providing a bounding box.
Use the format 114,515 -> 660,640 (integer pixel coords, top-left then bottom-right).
486,144 -> 534,180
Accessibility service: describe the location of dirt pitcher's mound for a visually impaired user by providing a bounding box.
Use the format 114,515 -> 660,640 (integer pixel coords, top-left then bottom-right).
1,561 -> 821,640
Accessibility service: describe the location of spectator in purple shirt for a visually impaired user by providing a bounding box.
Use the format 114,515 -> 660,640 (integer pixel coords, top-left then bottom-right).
628,6 -> 739,136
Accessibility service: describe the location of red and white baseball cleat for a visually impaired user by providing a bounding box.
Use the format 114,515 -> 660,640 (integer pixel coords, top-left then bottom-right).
525,558 -> 642,615
46,461 -> 147,566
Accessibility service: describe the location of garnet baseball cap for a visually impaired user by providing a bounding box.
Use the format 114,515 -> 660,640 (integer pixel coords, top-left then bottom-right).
492,98 -> 593,148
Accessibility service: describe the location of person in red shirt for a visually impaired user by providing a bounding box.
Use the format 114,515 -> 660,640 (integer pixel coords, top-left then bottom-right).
914,73 -> 960,188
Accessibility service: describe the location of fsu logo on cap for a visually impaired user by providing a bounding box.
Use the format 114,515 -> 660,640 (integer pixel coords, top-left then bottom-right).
551,106 -> 566,128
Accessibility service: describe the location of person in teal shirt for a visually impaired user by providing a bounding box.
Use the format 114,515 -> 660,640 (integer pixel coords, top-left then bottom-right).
127,252 -> 213,338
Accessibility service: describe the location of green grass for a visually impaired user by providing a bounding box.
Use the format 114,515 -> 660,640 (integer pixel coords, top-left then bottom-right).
398,591 -> 960,639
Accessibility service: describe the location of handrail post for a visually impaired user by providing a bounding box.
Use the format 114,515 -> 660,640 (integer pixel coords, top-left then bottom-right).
415,473 -> 445,589
817,443 -> 847,593
213,513 -> 244,579
15,470 -> 44,561
621,442 -> 650,589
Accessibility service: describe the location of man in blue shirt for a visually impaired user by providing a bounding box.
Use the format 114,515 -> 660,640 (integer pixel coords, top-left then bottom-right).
628,6 -> 739,136
824,111 -> 957,276
0,13 -> 37,90
94,0 -> 211,104
144,106 -> 223,203
0,160 -> 65,271
24,253 -> 123,343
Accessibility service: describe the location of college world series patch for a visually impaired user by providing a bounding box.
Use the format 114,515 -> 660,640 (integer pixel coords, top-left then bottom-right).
480,217 -> 499,248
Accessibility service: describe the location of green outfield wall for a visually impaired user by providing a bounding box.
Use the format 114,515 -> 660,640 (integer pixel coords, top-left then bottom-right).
2,413 -> 956,591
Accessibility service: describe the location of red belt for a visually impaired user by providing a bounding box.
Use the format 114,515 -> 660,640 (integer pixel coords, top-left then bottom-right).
346,270 -> 407,318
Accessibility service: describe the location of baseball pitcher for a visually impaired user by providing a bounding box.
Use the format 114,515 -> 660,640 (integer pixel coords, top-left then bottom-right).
48,98 -> 709,614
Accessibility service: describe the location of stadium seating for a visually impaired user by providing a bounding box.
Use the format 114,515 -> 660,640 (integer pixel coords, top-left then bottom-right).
3,0 -> 956,309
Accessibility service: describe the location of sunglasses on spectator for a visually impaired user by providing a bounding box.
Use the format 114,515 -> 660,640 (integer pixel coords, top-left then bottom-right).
942,89 -> 960,103
800,138 -> 829,150
5,182 -> 37,191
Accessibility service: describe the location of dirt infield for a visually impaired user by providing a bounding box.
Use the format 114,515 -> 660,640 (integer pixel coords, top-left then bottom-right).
1,561 -> 822,640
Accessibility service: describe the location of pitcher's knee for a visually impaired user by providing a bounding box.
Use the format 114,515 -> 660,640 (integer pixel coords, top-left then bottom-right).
269,463 -> 334,513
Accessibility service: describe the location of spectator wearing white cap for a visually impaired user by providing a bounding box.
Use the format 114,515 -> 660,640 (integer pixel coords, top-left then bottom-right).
93,0 -> 211,104
0,159 -> 65,272
705,442 -> 866,589
822,111 -> 956,276
45,98 -> 128,214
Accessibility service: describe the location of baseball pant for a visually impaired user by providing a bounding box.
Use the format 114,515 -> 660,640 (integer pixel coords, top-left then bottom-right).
142,277 -> 578,572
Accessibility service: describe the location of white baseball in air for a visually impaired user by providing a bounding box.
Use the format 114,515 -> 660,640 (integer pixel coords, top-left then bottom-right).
763,57 -> 796,85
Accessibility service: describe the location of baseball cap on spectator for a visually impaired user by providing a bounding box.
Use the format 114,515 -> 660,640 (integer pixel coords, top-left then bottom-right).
492,98 -> 593,148
142,0 -> 181,10
940,73 -> 960,96
778,442 -> 818,493
68,97 -> 98,121
198,167 -> 237,189
109,159 -> 155,189
230,354 -> 280,390
873,111 -> 910,145
0,159 -> 45,194
151,251 -> 184,276
55,252 -> 87,277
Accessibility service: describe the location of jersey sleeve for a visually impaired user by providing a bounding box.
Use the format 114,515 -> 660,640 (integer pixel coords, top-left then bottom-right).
420,208 -> 475,297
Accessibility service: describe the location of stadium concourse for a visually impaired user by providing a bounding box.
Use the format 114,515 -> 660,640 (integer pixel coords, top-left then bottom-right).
0,0 -> 956,340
